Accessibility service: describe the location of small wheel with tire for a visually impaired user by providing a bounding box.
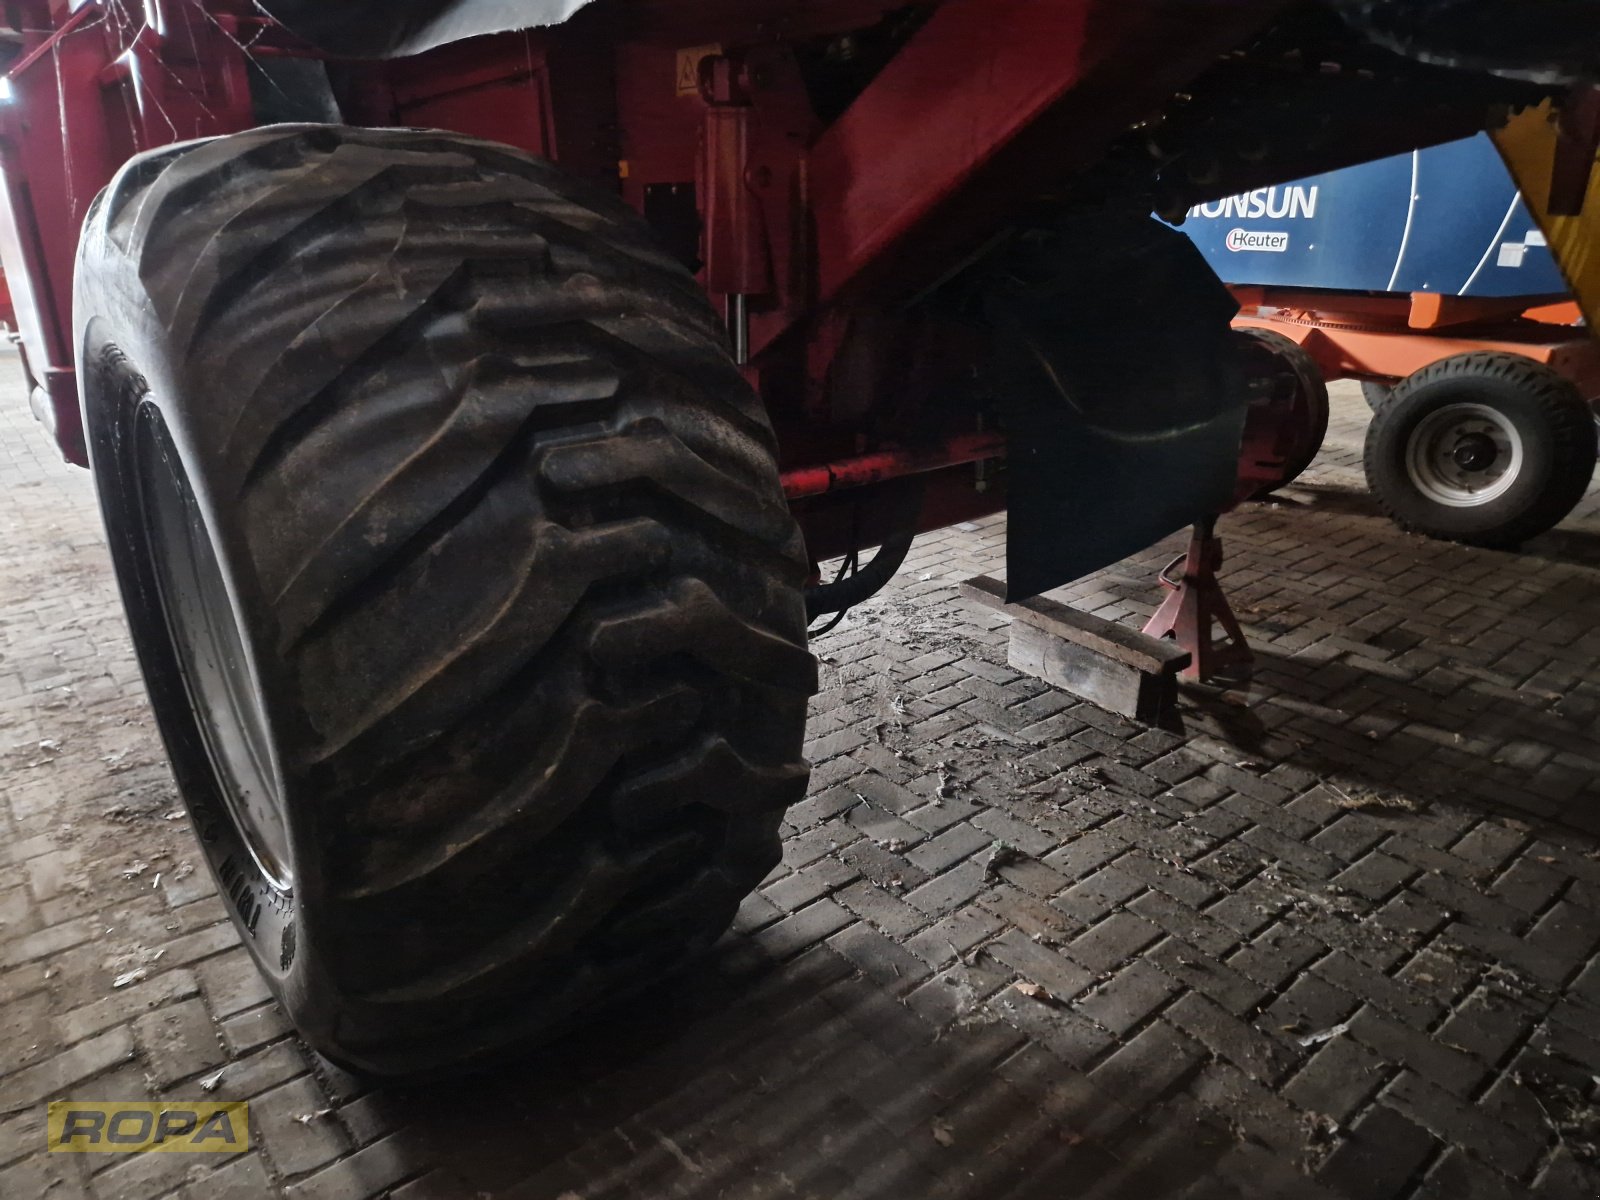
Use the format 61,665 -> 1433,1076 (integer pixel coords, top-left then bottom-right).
75,126 -> 816,1077
1363,352 -> 1596,547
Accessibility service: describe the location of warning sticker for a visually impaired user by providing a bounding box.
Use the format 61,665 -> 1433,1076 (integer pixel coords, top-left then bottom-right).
676,44 -> 722,97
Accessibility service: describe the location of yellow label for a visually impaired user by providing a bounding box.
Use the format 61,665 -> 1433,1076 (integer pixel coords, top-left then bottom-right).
48,1102 -> 249,1153
676,44 -> 722,97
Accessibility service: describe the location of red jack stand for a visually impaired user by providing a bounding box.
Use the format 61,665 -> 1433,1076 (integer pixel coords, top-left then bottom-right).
1142,517 -> 1253,683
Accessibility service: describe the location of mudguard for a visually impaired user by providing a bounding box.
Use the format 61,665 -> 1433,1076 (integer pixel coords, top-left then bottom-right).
980,214 -> 1248,601
254,0 -> 595,58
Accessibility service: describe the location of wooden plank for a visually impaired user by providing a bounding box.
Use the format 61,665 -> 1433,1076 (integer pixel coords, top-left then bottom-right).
1008,623 -> 1178,724
960,575 -> 1190,674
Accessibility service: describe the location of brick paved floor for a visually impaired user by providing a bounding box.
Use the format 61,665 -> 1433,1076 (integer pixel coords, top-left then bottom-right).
3,349 -> 1600,1199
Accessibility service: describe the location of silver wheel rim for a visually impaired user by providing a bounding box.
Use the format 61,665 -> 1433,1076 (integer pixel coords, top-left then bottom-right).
138,408 -> 293,891
1405,402 -> 1523,507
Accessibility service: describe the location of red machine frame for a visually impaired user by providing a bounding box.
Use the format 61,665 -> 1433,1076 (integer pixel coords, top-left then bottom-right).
2,0 -> 1578,597
0,0 -> 1293,556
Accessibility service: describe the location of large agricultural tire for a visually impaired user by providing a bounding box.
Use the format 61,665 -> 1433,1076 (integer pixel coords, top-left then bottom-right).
1363,352 -> 1596,548
1360,381 -> 1392,410
75,126 -> 816,1077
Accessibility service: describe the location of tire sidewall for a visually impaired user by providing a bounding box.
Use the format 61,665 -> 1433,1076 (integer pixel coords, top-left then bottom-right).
76,218 -> 337,1049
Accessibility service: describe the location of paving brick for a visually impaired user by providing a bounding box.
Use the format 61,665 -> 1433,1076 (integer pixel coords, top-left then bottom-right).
1164,991 -> 1299,1087
1333,850 -> 1416,901
844,797 -> 924,846
0,915 -> 100,968
253,1075 -> 352,1177
219,1004 -> 295,1057
987,929 -> 1096,1002
905,905 -> 1007,969
827,923 -> 931,994
903,858 -> 989,916
1117,850 -> 1222,908
1418,1147 -> 1524,1200
1443,921 -> 1572,988
1065,911 -> 1164,974
1449,823 -> 1529,878
990,983 -> 1118,1071
806,726 -> 869,762
1282,1032 -> 1387,1123
56,969 -> 202,1045
0,1154 -> 90,1200
830,869 -> 919,928
990,854 -> 1071,898
1490,854 -> 1572,916
907,823 -> 991,875
1411,873 -> 1528,935
284,1132 -> 424,1200
1265,971 -> 1362,1037
732,888 -> 783,934
196,950 -> 274,1019
977,885 -> 1080,945
133,997 -> 225,1089
752,899 -> 856,958
1382,1070 -> 1542,1180
1188,1058 -> 1308,1155
1088,1020 -> 1206,1111
1347,1006 -> 1487,1096
762,855 -> 859,912
1042,830 -> 1131,882
1526,899 -> 1600,970
1074,959 -> 1181,1036
205,1043 -> 309,1103
0,1027 -> 136,1114
1433,987 -> 1537,1070
1314,950 -> 1440,1028
903,793 -> 984,835
1053,864 -> 1145,924
1127,888 -> 1237,957
1145,938 -> 1270,1016
91,1146 -> 214,1200
1317,1105 -> 1439,1199
1227,922 -> 1326,993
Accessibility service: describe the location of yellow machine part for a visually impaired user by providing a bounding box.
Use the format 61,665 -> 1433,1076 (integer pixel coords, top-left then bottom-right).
1493,99 -> 1600,329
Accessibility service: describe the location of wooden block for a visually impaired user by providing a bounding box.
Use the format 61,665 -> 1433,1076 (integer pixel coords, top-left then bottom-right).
1007,623 -> 1178,724
960,575 -> 1190,675
961,574 -> 1186,725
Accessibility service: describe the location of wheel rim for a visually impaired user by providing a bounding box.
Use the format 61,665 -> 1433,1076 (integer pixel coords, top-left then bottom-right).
1404,402 -> 1523,507
136,408 -> 292,890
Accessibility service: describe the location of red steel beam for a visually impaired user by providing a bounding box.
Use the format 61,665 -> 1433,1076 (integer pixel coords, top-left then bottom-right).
773,0 -> 1288,357
781,430 -> 1005,499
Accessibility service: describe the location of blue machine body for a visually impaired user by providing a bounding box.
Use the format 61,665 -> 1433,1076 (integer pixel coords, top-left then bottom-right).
1175,133 -> 1568,299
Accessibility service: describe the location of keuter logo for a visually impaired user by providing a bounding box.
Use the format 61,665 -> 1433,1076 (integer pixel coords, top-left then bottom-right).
48,1102 -> 249,1153
1225,228 -> 1290,253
